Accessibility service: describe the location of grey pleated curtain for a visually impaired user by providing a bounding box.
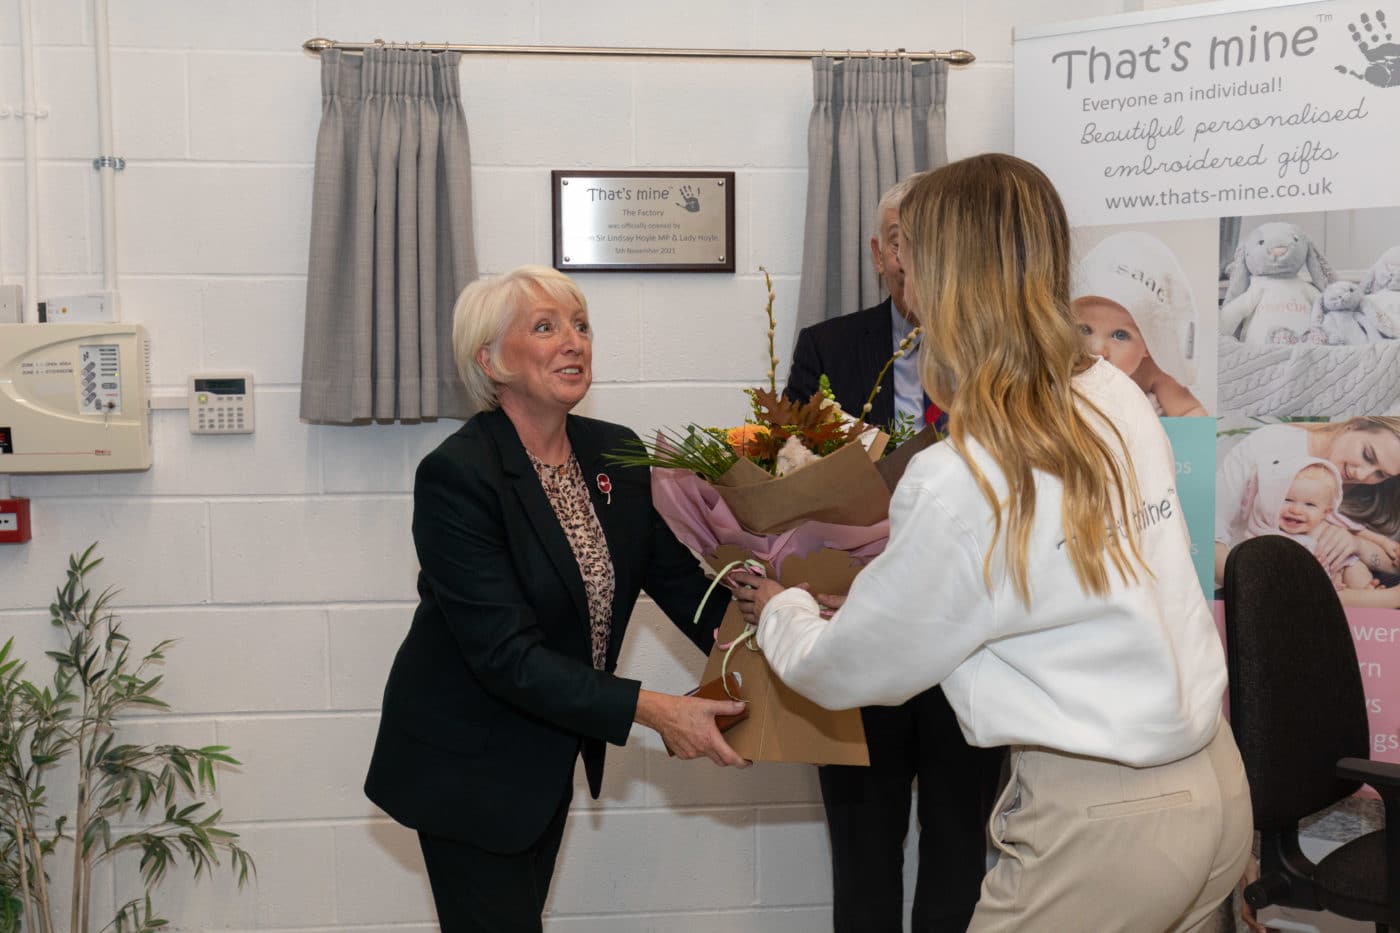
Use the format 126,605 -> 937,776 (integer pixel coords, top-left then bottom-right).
796,56 -> 948,329
300,48 -> 478,424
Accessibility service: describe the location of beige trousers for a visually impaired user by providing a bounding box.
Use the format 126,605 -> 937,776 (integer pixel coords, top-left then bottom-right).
969,720 -> 1253,933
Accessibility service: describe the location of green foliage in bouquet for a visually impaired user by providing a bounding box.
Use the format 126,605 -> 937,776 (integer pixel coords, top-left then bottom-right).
0,544 -> 254,933
610,426 -> 741,483
883,410 -> 922,451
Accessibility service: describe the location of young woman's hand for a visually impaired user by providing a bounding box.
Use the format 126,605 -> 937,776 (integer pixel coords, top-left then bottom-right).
728,570 -> 791,626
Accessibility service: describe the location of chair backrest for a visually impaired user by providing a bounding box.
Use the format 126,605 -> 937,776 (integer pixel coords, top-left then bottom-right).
1222,534 -> 1370,831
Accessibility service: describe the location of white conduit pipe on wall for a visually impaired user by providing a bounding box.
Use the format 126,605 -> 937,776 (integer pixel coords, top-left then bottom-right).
8,0 -> 43,497
18,0 -> 40,324
93,0 -> 120,310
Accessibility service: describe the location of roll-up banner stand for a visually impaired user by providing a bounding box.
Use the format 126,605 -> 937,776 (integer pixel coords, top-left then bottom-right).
1016,0 -> 1400,874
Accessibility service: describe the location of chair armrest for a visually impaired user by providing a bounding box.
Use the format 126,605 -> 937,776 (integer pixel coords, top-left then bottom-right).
1337,757 -> 1400,793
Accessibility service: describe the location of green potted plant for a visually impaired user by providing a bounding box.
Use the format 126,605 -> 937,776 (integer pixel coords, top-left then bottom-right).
0,544 -> 253,933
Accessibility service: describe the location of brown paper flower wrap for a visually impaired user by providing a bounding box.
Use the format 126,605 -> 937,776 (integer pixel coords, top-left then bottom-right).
712,431 -> 891,534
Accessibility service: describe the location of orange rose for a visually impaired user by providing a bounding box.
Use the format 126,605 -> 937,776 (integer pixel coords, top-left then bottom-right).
726,424 -> 769,457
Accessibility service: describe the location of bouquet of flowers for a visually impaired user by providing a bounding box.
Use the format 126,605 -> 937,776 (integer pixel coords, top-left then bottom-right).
610,270 -> 939,764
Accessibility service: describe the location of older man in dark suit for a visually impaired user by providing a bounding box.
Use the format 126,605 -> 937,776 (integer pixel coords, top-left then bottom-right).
785,176 -> 1005,933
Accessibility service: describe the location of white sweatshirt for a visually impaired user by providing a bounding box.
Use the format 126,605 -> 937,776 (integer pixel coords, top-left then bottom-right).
757,360 -> 1226,767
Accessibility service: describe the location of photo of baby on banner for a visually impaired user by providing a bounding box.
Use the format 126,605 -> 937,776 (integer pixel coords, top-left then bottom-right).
1215,416 -> 1400,608
1071,219 -> 1219,417
1216,207 -> 1400,418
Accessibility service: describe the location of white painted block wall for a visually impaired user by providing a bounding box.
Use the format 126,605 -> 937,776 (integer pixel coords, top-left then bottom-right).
0,0 -> 1139,929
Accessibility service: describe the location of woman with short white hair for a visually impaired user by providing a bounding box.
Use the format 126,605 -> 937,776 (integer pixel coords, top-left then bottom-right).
366,264 -> 747,932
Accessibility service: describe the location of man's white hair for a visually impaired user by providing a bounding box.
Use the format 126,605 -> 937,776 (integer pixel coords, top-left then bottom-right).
874,172 -> 928,245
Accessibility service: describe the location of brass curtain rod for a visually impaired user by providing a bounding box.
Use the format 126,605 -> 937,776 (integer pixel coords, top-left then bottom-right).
302,37 -> 975,65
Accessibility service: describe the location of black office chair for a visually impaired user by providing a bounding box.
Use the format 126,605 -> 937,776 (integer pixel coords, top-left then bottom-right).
1223,534 -> 1400,932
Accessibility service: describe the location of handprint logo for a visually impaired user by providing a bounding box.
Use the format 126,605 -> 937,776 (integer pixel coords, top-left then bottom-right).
675,185 -> 701,212
1336,9 -> 1400,87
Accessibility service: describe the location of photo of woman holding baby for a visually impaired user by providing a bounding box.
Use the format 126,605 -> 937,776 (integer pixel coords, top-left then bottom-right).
1215,417 -> 1400,607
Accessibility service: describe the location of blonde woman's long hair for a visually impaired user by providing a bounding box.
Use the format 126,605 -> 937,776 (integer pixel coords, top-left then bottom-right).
899,154 -> 1144,604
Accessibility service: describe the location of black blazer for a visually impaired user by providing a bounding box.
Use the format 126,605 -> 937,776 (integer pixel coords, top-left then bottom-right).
364,408 -> 728,854
784,298 -> 897,429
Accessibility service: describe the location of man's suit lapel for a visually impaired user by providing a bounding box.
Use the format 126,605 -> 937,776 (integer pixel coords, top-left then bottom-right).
861,299 -> 896,430
484,410 -> 591,626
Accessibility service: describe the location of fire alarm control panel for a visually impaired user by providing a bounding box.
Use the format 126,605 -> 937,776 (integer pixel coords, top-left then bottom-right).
0,323 -> 152,473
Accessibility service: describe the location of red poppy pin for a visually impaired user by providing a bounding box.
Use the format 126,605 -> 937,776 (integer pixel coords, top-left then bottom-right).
596,473 -> 612,505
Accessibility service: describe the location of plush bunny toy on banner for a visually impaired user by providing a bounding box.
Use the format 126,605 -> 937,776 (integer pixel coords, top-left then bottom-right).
1303,280 -> 1389,346
1220,222 -> 1335,344
1362,245 -> 1400,326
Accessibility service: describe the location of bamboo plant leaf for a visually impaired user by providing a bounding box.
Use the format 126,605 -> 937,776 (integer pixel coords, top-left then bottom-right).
0,544 -> 257,931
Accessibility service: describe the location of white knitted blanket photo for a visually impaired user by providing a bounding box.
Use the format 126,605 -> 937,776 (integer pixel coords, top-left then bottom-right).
1218,335 -> 1400,417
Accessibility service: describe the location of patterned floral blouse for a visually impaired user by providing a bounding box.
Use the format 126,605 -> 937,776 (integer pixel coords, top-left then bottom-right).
527,451 -> 616,670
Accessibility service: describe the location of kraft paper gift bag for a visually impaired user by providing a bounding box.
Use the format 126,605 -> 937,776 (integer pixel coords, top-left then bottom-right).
698,546 -> 870,766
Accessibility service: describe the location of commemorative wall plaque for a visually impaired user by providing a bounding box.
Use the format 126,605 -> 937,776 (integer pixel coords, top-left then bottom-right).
552,170 -> 736,273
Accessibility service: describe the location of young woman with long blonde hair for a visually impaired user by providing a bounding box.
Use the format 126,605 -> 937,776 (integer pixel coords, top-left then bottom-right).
732,154 -> 1251,931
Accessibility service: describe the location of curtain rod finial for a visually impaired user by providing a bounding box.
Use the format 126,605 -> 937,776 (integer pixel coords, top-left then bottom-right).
946,49 -> 975,65
304,37 -> 335,54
